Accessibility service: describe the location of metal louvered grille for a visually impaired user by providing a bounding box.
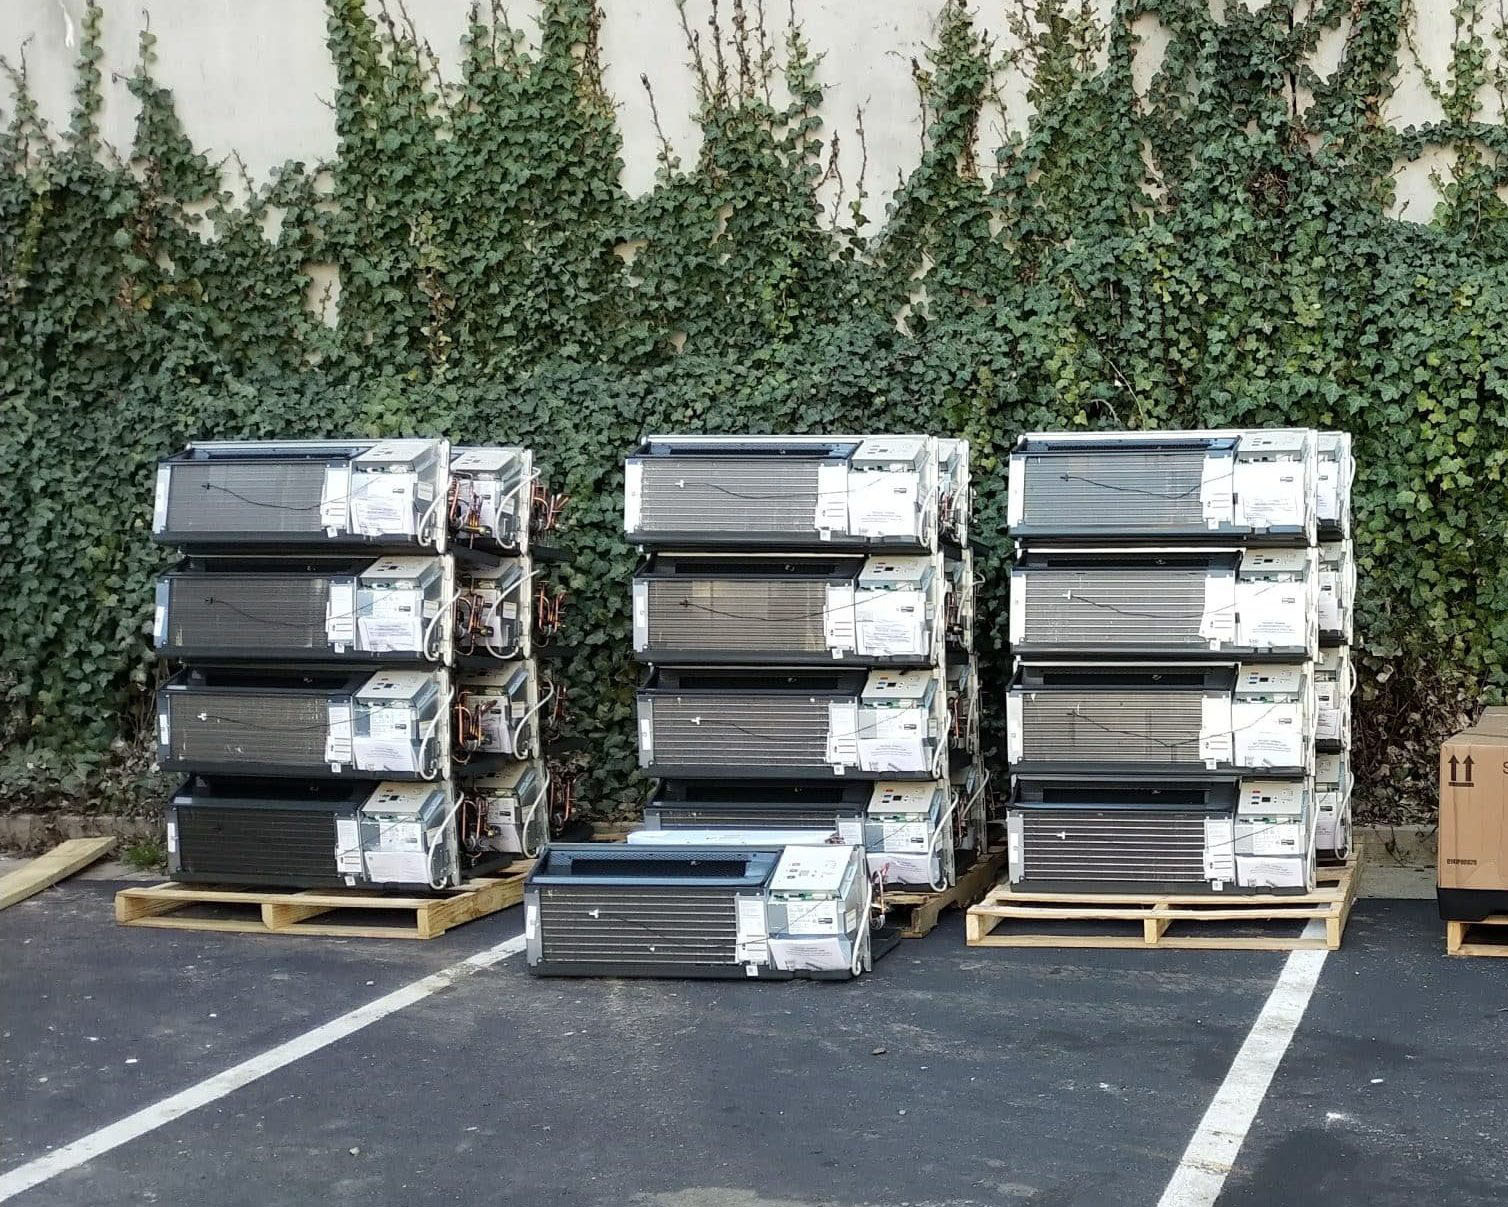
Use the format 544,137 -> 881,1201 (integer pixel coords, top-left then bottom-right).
176,807 -> 339,882
644,580 -> 827,653
167,692 -> 329,769
1021,569 -> 1210,651
1018,691 -> 1205,765
165,462 -> 329,535
656,807 -> 840,829
638,458 -> 820,535
1018,810 -> 1209,883
536,884 -> 738,967
164,575 -> 332,656
646,694 -> 833,769
1022,450 -> 1207,532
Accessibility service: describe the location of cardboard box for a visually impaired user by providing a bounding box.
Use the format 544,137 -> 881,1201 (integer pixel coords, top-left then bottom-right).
1438,718 -> 1508,920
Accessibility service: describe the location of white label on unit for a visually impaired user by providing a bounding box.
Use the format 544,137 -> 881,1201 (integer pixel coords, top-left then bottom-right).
524,900 -> 539,942
768,936 -> 847,972
853,589 -> 925,657
165,818 -> 179,854
1006,457 -> 1025,527
1199,572 -> 1239,642
157,709 -> 171,747
1316,465 -> 1339,520
1232,701 -> 1304,769
334,818 -> 363,875
354,733 -> 418,774
1200,454 -> 1236,525
1199,695 -> 1235,765
782,898 -> 844,935
880,820 -> 929,851
1244,821 -> 1304,857
1318,573 -> 1341,629
350,473 -> 416,538
153,602 -> 166,647
325,701 -> 354,765
638,717 -> 654,760
377,819 -> 423,850
814,464 -> 850,533
631,582 -> 649,649
362,849 -> 430,885
1236,582 -> 1306,647
320,465 -> 351,532
734,895 -> 769,965
823,584 -> 858,653
837,818 -> 864,845
1236,855 -> 1307,890
856,706 -> 927,773
1203,817 -> 1236,881
623,460 -> 644,532
849,471 -> 919,539
1233,460 -> 1304,529
326,579 -> 357,646
357,587 -> 424,652
826,701 -> 860,768
152,465 -> 172,532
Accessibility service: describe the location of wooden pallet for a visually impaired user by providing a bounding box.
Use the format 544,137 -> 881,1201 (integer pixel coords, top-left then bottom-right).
1446,915 -> 1508,957
966,856 -> 1360,951
115,861 -> 531,940
881,846 -> 1009,939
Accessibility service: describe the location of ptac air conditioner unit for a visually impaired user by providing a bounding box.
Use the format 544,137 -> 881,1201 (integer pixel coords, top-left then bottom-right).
938,438 -> 971,547
153,439 -> 448,551
454,560 -> 531,660
640,780 -> 870,839
864,780 -> 955,889
466,761 -> 549,857
1316,431 -> 1354,539
154,555 -> 453,664
1009,548 -> 1317,660
637,667 -> 944,780
1314,751 -> 1352,860
1319,540 -> 1356,645
166,777 -> 459,888
1007,779 -> 1240,892
1007,662 -> 1312,777
1314,646 -> 1353,750
624,435 -> 939,551
632,552 -> 939,665
449,446 -> 533,553
1007,430 -> 1316,543
454,664 -> 541,760
525,843 -> 870,979
157,667 -> 449,780
1231,776 -> 1317,892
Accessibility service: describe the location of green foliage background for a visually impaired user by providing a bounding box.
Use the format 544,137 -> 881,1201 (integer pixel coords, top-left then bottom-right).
2,0 -> 1506,823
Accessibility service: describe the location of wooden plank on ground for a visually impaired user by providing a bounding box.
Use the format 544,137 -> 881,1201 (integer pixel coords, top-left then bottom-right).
0,837 -> 116,911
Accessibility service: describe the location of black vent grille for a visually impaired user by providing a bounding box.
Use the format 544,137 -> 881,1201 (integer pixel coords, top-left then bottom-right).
164,575 -> 332,656
166,461 -> 329,536
167,692 -> 329,769
176,806 -> 340,884
647,695 -> 833,769
1020,567 -> 1211,652
645,579 -> 827,653
1018,690 -> 1205,766
639,457 -> 819,535
1019,810 -> 1209,883
535,883 -> 738,968
1021,449 -> 1207,533
656,807 -> 841,830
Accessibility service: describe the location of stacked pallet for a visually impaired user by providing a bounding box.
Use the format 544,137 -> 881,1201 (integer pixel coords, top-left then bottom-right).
145,439 -> 564,902
971,428 -> 1358,949
525,435 -> 982,979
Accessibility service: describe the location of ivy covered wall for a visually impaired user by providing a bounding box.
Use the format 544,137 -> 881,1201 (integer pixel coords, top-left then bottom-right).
2,1 -> 1506,824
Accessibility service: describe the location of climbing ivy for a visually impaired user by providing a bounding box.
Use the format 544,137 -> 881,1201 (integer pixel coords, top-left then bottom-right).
3,0 -> 1506,824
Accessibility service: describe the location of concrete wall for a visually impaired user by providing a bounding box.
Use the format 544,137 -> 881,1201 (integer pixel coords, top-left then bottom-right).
0,1 -> 1490,224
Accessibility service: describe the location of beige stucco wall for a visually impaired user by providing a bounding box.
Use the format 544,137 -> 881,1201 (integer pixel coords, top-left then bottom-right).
0,1 -> 1491,225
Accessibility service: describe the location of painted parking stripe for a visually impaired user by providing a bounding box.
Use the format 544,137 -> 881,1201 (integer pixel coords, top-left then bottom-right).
0,934 -> 527,1202
1156,919 -> 1329,1207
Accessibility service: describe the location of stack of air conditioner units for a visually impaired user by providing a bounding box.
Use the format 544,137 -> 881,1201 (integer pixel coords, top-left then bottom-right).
151,439 -> 563,891
525,435 -> 981,980
1004,428 -> 1355,898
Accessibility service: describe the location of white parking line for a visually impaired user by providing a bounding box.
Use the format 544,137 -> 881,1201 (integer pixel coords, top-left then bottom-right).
0,934 -> 527,1202
1156,920 -> 1329,1207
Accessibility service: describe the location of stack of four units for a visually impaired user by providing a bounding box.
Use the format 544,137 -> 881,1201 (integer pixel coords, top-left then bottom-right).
151,439 -> 563,891
1004,429 -> 1354,898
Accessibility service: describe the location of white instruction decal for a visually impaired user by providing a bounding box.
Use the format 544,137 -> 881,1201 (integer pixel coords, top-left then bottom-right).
853,588 -> 925,657
623,461 -> 644,532
363,849 -> 430,885
1199,695 -> 1234,766
1203,816 -> 1235,881
1199,572 -> 1239,643
814,464 -> 850,533
856,706 -> 928,773
325,701 -> 353,765
849,472 -> 919,539
823,584 -> 858,653
320,465 -> 350,532
735,895 -> 769,965
357,587 -> 424,652
326,579 -> 356,646
1200,454 -> 1235,525
1234,460 -> 1304,529
826,701 -> 860,768
1236,855 -> 1307,890
350,473 -> 416,538
334,818 -> 363,875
